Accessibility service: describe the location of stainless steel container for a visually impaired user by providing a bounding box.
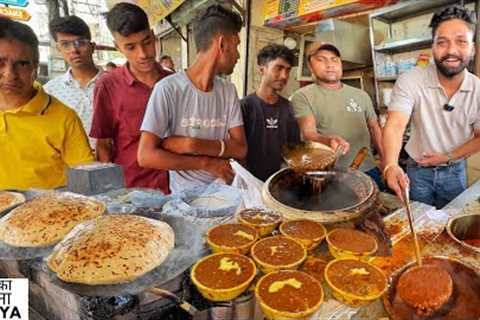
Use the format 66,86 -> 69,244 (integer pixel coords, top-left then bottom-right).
446,213 -> 480,254
209,291 -> 254,320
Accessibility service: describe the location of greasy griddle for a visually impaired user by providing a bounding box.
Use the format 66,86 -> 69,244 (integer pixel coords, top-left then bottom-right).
384,256 -> 480,320
41,214 -> 205,296
262,168 -> 378,224
267,168 -> 373,211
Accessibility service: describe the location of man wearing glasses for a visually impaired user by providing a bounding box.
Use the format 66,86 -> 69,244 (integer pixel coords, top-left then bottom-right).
383,5 -> 480,208
290,42 -> 384,189
0,18 -> 94,189
44,15 -> 102,147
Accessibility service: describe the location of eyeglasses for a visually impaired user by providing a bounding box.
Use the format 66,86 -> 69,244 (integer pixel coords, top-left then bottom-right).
443,104 -> 455,112
58,39 -> 91,50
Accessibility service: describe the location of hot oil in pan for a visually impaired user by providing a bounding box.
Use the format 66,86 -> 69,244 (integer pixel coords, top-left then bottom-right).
271,173 -> 360,211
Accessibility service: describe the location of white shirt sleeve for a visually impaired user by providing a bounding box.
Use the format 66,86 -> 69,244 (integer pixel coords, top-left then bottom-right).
388,71 -> 416,116
140,81 -> 172,139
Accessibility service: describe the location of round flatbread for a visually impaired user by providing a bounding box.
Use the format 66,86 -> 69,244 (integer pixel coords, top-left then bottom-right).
0,192 -> 105,247
0,191 -> 25,213
47,214 -> 175,285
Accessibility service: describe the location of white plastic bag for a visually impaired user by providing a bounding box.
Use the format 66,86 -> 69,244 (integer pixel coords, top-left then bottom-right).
230,160 -> 266,209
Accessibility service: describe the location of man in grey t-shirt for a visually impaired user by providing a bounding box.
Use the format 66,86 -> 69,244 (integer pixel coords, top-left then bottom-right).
383,5 -> 480,208
138,5 -> 247,193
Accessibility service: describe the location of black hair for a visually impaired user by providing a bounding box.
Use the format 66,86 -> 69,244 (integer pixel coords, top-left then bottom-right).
0,17 -> 39,64
257,44 -> 295,66
49,15 -> 91,42
106,62 -> 116,68
160,55 -> 172,62
430,5 -> 477,39
192,4 -> 243,52
105,3 -> 149,37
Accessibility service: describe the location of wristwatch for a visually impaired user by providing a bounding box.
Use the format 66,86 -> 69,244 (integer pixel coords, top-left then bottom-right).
446,152 -> 454,165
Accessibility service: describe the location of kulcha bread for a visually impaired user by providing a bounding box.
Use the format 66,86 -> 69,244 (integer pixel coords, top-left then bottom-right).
48,214 -> 175,285
0,192 -> 105,247
0,191 -> 25,213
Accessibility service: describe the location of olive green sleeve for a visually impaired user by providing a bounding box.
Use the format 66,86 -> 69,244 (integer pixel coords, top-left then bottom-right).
290,91 -> 313,119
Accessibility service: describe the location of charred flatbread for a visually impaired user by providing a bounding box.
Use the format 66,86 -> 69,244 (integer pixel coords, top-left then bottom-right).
47,214 -> 175,285
0,192 -> 105,247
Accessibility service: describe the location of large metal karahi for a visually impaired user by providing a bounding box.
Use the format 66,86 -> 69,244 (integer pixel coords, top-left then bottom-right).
262,168 -> 379,224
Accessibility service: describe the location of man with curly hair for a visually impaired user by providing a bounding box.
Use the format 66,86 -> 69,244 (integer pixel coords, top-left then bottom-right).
383,5 -> 480,208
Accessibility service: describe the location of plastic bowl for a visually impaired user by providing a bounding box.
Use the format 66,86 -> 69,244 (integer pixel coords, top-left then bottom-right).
326,228 -> 377,261
190,252 -> 257,302
279,219 -> 326,251
206,223 -> 259,255
324,258 -> 388,307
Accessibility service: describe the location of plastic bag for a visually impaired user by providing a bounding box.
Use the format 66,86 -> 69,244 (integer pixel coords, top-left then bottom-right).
160,182 -> 242,232
94,188 -> 170,217
230,160 -> 266,209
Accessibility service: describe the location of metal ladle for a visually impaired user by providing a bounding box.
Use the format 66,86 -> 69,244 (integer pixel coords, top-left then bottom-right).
403,185 -> 422,266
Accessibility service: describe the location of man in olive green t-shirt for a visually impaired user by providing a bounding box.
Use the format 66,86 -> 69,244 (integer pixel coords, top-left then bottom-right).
290,42 -> 384,189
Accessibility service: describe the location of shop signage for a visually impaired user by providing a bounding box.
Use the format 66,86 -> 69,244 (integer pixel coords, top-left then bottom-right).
0,0 -> 28,8
136,0 -> 185,25
0,6 -> 31,21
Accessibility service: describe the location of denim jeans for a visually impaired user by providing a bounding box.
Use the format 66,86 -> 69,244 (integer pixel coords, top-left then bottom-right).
406,159 -> 467,209
364,167 -> 386,191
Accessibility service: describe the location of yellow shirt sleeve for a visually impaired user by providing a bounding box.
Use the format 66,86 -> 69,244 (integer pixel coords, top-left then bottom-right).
63,110 -> 95,166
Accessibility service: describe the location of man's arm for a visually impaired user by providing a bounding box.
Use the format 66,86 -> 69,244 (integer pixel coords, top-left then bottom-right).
138,131 -> 235,183
382,111 -> 410,199
296,115 -> 350,153
417,129 -> 480,166
95,138 -> 113,162
367,118 -> 385,161
161,125 -> 247,159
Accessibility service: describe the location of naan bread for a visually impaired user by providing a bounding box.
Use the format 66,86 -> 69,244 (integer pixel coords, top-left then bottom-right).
0,192 -> 25,213
0,192 -> 105,247
47,215 -> 175,285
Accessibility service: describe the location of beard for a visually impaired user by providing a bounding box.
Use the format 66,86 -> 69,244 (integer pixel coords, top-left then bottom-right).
434,54 -> 470,78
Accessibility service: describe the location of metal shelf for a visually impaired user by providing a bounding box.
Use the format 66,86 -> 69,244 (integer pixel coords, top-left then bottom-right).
376,75 -> 398,82
370,0 -> 466,23
374,36 -> 432,54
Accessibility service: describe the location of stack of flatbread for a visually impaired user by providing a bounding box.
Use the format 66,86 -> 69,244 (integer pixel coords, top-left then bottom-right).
0,192 -> 105,247
48,215 -> 175,285
0,191 -> 25,213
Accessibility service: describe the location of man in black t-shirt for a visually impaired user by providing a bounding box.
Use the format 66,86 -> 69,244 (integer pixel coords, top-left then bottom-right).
240,44 -> 301,181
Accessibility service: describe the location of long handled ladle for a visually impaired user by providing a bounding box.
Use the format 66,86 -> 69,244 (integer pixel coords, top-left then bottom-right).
403,185 -> 422,266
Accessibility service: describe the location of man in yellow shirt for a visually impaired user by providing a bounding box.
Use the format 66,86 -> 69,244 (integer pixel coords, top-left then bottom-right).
0,17 -> 94,190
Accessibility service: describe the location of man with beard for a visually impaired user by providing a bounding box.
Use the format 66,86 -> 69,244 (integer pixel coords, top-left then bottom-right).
45,15 -> 102,147
383,5 -> 480,208
138,5 -> 247,193
240,44 -> 301,181
90,3 -> 171,193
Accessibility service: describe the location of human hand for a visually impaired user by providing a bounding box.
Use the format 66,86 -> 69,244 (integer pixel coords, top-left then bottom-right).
329,135 -> 350,154
204,158 -> 234,184
416,153 -> 449,167
384,164 -> 409,202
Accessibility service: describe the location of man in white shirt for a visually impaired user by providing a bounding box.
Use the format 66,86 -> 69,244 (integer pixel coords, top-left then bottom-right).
44,15 -> 102,146
383,5 -> 480,208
